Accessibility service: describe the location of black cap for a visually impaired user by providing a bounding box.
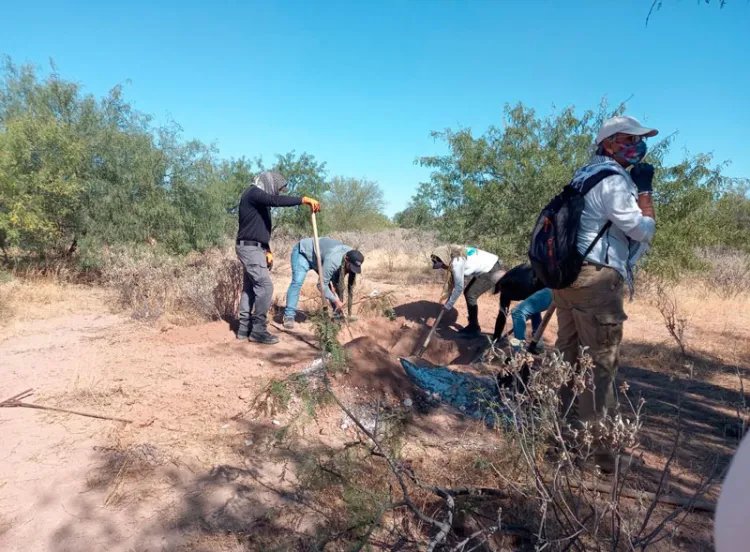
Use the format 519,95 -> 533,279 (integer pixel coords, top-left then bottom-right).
346,250 -> 364,273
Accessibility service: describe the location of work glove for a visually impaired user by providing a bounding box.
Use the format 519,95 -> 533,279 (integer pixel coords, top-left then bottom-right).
630,163 -> 655,194
302,196 -> 321,213
265,250 -> 273,271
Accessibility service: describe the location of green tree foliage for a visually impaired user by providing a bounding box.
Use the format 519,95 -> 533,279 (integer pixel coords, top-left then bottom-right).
408,101 -> 750,275
324,176 -> 392,232
261,151 -> 329,235
0,59 -> 345,262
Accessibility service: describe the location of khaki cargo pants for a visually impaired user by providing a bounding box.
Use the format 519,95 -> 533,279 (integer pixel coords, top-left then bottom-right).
553,264 -> 627,428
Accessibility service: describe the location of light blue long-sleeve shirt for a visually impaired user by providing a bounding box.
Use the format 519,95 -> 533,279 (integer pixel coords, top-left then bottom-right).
298,237 -> 352,302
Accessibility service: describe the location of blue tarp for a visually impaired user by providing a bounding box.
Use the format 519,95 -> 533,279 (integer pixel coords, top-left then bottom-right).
399,357 -> 508,425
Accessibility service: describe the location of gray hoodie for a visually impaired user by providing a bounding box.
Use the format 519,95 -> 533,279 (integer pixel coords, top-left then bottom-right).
298,237 -> 352,302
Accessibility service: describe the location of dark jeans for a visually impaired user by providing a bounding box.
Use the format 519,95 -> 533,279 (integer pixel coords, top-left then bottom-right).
463,260 -> 504,307
235,244 -> 273,336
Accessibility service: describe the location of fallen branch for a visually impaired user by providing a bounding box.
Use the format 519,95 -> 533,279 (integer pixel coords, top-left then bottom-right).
1,400 -> 133,424
564,479 -> 715,513
268,322 -> 320,350
0,388 -> 34,406
324,377 -> 452,545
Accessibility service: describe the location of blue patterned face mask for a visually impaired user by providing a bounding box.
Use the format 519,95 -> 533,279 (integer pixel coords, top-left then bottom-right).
617,140 -> 647,165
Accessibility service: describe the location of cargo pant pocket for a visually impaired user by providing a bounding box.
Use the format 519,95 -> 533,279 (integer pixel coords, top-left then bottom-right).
595,312 -> 628,348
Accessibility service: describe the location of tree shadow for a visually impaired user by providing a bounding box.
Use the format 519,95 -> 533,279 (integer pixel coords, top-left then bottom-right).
617,339 -> 747,495
45,423 -> 378,551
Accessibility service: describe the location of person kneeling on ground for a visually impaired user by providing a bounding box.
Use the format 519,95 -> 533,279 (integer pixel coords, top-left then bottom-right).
283,237 -> 364,328
235,170 -> 320,345
492,263 -> 552,351
430,245 -> 504,338
556,115 -> 657,472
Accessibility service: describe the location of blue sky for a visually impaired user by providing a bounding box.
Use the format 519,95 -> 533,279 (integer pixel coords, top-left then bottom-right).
3,0 -> 749,215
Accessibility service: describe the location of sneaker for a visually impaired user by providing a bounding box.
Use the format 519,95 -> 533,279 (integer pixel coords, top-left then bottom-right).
236,332 -> 249,340
248,330 -> 280,345
283,318 -> 295,329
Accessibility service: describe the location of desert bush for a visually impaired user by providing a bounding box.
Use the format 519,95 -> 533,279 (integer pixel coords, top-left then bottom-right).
697,247 -> 750,299
399,100 -> 750,276
100,244 -> 242,323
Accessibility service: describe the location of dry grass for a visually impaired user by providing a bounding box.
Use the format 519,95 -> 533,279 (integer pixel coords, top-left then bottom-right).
0,277 -> 108,328
697,247 -> 750,299
98,245 -> 243,325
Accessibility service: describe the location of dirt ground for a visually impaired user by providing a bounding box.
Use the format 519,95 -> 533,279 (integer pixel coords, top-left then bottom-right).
1,268 -> 749,551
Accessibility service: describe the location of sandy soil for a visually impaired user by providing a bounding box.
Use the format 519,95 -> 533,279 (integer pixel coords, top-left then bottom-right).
1,276 -> 748,551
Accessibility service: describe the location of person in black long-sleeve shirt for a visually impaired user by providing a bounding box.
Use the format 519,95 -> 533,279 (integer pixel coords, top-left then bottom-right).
235,170 -> 320,344
492,263 -> 551,344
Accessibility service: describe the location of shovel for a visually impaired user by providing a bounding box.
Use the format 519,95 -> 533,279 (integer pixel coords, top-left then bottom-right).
526,304 -> 555,354
414,307 -> 445,360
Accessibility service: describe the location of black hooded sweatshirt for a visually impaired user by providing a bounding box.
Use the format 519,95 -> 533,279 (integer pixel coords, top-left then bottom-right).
236,187 -> 302,246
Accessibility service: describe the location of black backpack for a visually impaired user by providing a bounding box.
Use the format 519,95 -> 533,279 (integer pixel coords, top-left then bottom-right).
528,170 -> 617,289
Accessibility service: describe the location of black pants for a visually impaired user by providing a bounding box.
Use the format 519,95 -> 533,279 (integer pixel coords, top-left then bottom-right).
463,261 -> 503,307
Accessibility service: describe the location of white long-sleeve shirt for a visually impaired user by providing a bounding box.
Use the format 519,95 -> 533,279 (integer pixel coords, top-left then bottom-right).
445,247 -> 499,309
577,164 -> 656,280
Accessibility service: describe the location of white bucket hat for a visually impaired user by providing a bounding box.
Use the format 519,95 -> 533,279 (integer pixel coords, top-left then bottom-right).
596,115 -> 659,145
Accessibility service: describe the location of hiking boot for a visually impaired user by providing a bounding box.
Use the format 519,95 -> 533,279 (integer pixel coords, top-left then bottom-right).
283,317 -> 295,329
236,330 -> 249,340
248,329 -> 280,345
458,304 -> 481,338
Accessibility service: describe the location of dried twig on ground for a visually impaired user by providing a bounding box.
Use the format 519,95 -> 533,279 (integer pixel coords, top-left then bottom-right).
1,395 -> 133,423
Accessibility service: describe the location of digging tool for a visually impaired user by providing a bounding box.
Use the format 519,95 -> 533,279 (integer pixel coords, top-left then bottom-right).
310,212 -> 330,313
415,307 -> 445,359
527,304 -> 556,354
328,282 -> 355,341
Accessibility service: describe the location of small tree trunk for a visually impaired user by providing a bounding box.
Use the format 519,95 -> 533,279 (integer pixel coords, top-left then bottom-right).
67,236 -> 78,256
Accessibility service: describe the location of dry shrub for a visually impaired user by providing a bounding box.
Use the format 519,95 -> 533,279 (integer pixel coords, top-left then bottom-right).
0,280 -> 14,322
697,247 -> 750,299
101,245 -> 243,324
0,277 -> 104,326
331,228 -> 438,256
340,228 -> 441,285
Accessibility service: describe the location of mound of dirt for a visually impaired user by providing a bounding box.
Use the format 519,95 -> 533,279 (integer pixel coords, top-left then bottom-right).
386,322 -> 461,365
343,336 -> 417,400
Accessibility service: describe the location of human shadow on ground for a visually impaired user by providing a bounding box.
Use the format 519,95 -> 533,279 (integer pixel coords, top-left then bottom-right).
393,300 -> 489,364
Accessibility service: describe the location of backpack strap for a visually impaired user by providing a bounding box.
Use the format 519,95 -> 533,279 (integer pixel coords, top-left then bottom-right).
579,169 -> 619,195
580,169 -> 618,258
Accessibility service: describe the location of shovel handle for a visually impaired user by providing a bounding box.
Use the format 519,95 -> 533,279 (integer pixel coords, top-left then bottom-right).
310,212 -> 329,312
527,304 -> 556,351
417,308 -> 445,358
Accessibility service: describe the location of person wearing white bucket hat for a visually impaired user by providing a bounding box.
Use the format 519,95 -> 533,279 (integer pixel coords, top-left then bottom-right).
555,114 -> 658,473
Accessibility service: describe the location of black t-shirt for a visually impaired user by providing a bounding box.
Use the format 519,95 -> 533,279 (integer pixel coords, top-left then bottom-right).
236,187 -> 303,246
497,263 -> 544,308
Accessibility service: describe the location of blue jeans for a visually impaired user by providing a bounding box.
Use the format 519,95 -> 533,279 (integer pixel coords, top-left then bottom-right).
284,244 -> 314,319
511,288 -> 553,341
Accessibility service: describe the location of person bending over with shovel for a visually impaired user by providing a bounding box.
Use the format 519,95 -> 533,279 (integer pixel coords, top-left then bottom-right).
430,245 -> 503,338
283,237 -> 364,328
235,170 -> 320,345
492,263 -> 553,352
